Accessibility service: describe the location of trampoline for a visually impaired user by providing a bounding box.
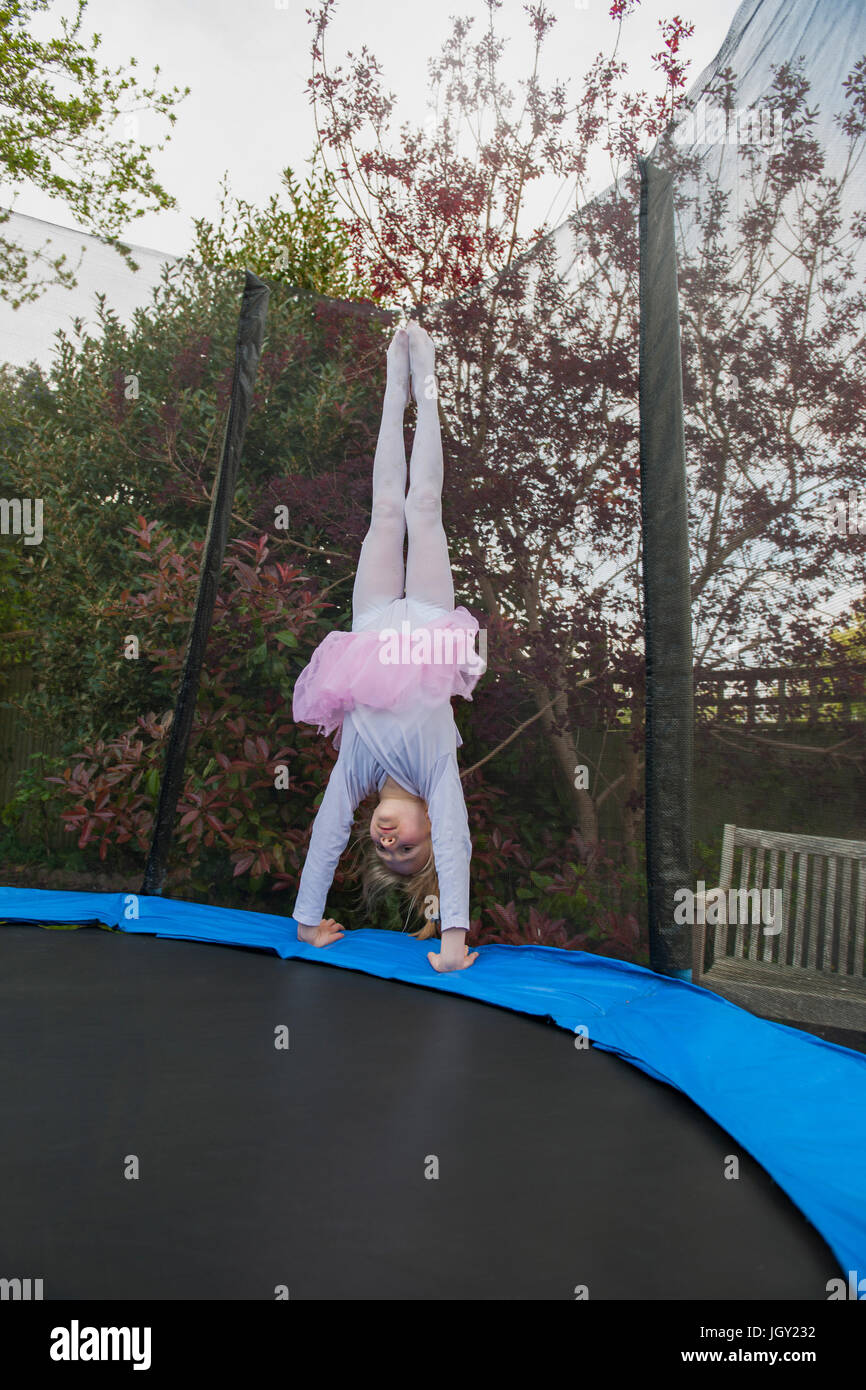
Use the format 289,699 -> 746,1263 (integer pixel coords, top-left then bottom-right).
1,890 -> 865,1300
3,12 -> 866,1308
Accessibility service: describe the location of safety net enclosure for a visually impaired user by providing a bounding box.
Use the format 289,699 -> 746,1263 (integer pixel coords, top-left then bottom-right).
0,0 -> 865,1299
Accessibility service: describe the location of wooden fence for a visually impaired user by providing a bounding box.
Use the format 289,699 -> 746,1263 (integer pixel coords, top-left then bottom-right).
692,664 -> 866,728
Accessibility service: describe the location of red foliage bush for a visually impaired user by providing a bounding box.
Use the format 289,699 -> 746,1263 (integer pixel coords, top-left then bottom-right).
45,518 -> 646,957
47,518 -> 334,897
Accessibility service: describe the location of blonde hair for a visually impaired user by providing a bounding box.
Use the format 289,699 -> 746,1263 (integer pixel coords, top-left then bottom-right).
349,802 -> 441,940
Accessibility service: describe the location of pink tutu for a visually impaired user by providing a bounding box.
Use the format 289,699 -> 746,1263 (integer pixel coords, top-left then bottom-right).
293,605 -> 486,739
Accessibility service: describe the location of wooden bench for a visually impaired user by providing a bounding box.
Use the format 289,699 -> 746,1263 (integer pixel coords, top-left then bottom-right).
691,824 -> 866,1031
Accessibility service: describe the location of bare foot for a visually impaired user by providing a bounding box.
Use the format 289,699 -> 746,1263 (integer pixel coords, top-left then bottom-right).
296,918 -> 345,947
386,325 -> 412,407
427,945 -> 479,972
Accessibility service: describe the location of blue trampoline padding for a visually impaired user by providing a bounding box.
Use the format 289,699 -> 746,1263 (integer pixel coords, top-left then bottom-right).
2,885 -> 865,1278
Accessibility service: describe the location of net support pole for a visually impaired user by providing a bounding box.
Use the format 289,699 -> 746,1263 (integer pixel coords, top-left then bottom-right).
637,158 -> 694,979
141,269 -> 270,897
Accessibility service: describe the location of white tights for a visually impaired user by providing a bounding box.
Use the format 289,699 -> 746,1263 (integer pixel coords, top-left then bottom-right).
351,389 -> 454,626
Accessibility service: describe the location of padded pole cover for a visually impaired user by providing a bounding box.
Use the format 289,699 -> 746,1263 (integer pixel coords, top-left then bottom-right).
637,158 -> 694,976
142,270 -> 270,896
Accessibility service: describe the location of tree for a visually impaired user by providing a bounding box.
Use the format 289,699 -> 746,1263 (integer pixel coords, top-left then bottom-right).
307,0 -> 691,310
0,161 -> 405,916
305,0 -> 692,865
0,179 -> 381,739
0,0 -> 189,307
303,0 -> 866,893
190,156 -> 369,301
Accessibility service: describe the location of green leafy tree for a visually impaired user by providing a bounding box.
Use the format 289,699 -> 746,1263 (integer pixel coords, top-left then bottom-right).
0,152 -> 392,897
0,0 -> 190,307
191,156 -> 369,299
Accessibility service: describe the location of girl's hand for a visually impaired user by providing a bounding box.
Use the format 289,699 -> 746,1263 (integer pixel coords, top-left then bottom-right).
427,944 -> 479,972
296,918 -> 345,947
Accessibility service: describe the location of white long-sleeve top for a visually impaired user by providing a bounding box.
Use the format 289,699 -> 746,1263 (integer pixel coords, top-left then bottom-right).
291,698 -> 472,932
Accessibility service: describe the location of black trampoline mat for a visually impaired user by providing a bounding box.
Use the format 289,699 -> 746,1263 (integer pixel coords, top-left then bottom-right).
0,923 -> 840,1300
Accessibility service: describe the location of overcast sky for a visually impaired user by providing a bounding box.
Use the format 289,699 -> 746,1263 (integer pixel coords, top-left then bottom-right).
11,0 -> 745,257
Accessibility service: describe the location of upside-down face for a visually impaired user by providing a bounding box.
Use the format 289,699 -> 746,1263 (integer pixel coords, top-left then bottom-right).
370,796 -> 432,876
